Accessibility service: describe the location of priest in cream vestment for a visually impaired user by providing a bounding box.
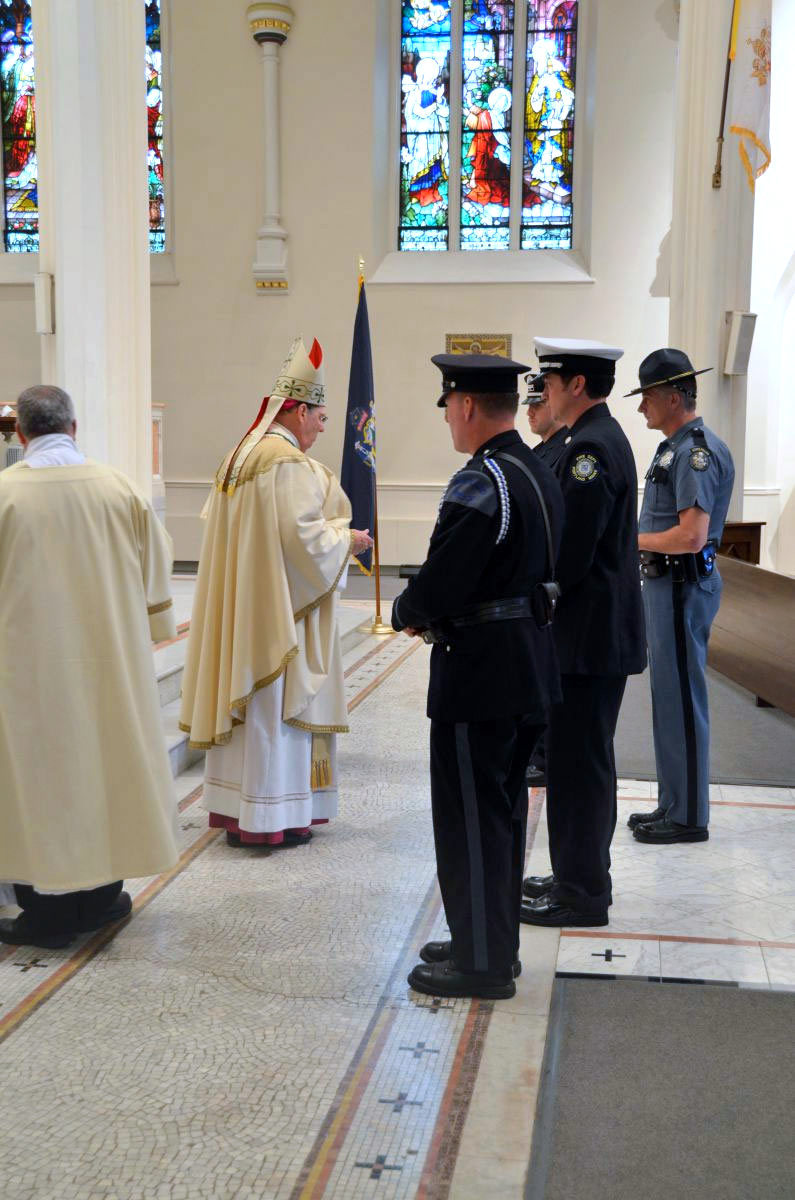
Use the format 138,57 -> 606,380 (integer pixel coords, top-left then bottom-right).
180,338 -> 373,846
0,386 -> 179,949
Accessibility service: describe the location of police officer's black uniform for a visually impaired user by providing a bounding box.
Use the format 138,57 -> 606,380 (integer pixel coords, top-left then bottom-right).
392,355 -> 564,997
533,425 -> 569,469
521,342 -> 646,925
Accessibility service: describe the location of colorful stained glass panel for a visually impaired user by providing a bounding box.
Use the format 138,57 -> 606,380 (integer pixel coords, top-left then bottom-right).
146,0 -> 165,253
460,1 -> 514,251
399,1 -> 451,251
523,1 -> 578,250
1,0 -> 37,253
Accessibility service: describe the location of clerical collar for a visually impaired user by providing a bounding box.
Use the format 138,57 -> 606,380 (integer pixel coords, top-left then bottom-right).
266,422 -> 299,449
23,433 -> 86,469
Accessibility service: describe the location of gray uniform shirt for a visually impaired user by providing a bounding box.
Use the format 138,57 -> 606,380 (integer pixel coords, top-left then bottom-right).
639,417 -> 735,544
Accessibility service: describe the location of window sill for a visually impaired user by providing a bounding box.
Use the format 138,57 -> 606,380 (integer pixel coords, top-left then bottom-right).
0,252 -> 179,286
368,249 -> 594,287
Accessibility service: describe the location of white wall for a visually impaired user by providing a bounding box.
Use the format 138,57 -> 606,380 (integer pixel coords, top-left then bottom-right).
159,0 -> 677,561
746,0 -> 795,573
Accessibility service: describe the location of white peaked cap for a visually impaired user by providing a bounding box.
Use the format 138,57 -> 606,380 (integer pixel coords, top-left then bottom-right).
271,336 -> 326,406
534,337 -> 624,363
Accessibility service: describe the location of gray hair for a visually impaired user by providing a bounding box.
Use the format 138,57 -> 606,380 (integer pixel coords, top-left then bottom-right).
16,385 -> 76,438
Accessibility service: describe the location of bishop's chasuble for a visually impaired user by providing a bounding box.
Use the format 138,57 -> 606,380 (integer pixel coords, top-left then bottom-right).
179,428 -> 353,842
0,461 -> 179,892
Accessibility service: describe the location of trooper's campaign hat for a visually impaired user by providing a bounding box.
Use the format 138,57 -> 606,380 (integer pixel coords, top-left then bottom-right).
533,337 -> 624,379
431,353 -> 531,408
624,347 -> 712,397
521,373 -> 547,405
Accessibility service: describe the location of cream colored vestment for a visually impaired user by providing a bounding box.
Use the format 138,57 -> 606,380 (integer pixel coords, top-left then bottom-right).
179,431 -> 353,831
0,462 -> 179,892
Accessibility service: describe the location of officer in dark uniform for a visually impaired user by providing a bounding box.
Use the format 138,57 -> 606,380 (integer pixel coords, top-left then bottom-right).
521,338 -> 646,927
523,373 -> 568,786
626,348 -> 735,842
392,353 -> 564,999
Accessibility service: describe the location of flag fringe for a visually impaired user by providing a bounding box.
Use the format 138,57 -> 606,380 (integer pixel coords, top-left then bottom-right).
729,123 -> 772,189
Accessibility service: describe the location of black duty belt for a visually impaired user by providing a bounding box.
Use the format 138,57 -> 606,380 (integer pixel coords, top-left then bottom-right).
449,597 -> 532,628
640,543 -> 717,583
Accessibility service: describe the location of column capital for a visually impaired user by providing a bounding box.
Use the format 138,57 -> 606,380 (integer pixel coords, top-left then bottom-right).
247,3 -> 294,45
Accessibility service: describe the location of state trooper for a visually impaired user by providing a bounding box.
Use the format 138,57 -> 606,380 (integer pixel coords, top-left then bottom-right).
392,354 -> 564,1000
626,348 -> 735,843
523,373 -> 569,786
520,338 -> 646,928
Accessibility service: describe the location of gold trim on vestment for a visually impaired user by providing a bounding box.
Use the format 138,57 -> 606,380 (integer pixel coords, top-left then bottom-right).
285,718 -> 350,734
293,530 -> 354,623
147,598 -> 174,615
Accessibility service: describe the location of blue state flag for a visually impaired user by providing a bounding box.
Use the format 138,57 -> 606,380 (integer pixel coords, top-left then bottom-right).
341,282 -> 376,573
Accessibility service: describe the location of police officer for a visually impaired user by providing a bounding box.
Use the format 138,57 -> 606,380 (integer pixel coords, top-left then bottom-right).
392,354 -> 564,999
626,348 -> 735,842
523,373 -> 569,786
524,372 -> 569,469
521,338 -> 646,927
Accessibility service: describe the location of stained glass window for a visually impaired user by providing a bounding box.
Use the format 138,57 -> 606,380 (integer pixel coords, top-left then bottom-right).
399,1 -> 451,252
146,0 -> 165,253
523,1 -> 577,250
461,1 -> 514,251
398,0 -> 578,253
1,0 -> 37,253
0,0 -> 166,254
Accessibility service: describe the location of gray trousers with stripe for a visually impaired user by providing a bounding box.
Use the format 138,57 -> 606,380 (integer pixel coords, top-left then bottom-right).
430,717 -> 544,976
642,571 -> 722,827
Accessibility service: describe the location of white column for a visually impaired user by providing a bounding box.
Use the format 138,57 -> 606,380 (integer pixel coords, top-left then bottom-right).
32,0 -> 152,495
247,2 -> 294,294
669,0 -> 755,519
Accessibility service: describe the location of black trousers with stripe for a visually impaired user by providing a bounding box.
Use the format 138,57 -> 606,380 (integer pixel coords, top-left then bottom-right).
430,717 -> 544,977
546,674 -> 627,917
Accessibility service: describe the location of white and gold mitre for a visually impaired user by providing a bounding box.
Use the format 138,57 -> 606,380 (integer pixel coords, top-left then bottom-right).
271,336 -> 326,406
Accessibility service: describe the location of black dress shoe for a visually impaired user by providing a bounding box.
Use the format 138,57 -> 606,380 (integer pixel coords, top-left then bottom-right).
627,805 -> 666,829
408,961 -> 516,1000
0,915 -> 74,949
633,819 -> 708,844
525,764 -> 546,787
522,873 -> 555,899
419,939 -> 521,978
520,896 -> 608,928
79,891 -> 132,933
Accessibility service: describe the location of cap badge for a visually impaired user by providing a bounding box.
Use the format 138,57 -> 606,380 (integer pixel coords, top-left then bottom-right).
572,453 -> 599,482
689,447 -> 711,472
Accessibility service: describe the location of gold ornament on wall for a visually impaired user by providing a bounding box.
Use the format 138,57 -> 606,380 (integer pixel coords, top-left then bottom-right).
445,334 -> 513,357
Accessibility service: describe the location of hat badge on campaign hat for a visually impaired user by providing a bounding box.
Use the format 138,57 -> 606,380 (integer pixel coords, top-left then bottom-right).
624,348 -> 713,397
533,337 -> 624,378
271,336 -> 326,406
431,353 -> 531,408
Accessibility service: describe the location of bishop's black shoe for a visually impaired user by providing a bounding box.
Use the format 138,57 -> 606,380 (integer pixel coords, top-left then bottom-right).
627,805 -> 666,829
633,819 -> 709,844
0,915 -> 74,949
407,961 -> 516,1000
522,873 -> 555,899
520,896 -> 608,928
419,939 -> 521,978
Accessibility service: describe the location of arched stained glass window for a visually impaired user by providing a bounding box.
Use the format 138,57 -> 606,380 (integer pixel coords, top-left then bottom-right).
0,0 -> 37,253
0,0 -> 166,254
399,0 -> 578,253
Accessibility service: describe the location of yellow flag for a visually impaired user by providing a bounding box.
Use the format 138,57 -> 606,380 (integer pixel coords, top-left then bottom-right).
728,0 -> 772,190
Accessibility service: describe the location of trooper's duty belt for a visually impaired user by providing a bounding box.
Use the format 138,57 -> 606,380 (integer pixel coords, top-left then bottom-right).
421,596 -> 535,644
640,543 -> 717,583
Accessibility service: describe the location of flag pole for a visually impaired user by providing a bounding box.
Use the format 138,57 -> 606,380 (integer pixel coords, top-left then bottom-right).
713,0 -> 739,188
356,257 -> 392,636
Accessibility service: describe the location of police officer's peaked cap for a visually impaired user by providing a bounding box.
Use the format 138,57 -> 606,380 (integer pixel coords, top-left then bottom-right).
431,353 -> 531,408
624,348 -> 713,397
521,373 -> 546,405
534,337 -> 624,379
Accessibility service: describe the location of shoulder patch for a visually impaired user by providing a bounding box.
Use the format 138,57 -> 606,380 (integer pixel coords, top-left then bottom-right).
689,447 -> 711,471
443,468 -> 498,517
571,453 -> 600,483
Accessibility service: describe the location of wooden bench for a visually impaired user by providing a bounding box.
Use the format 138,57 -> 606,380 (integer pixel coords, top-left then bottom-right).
708,556 -> 795,716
